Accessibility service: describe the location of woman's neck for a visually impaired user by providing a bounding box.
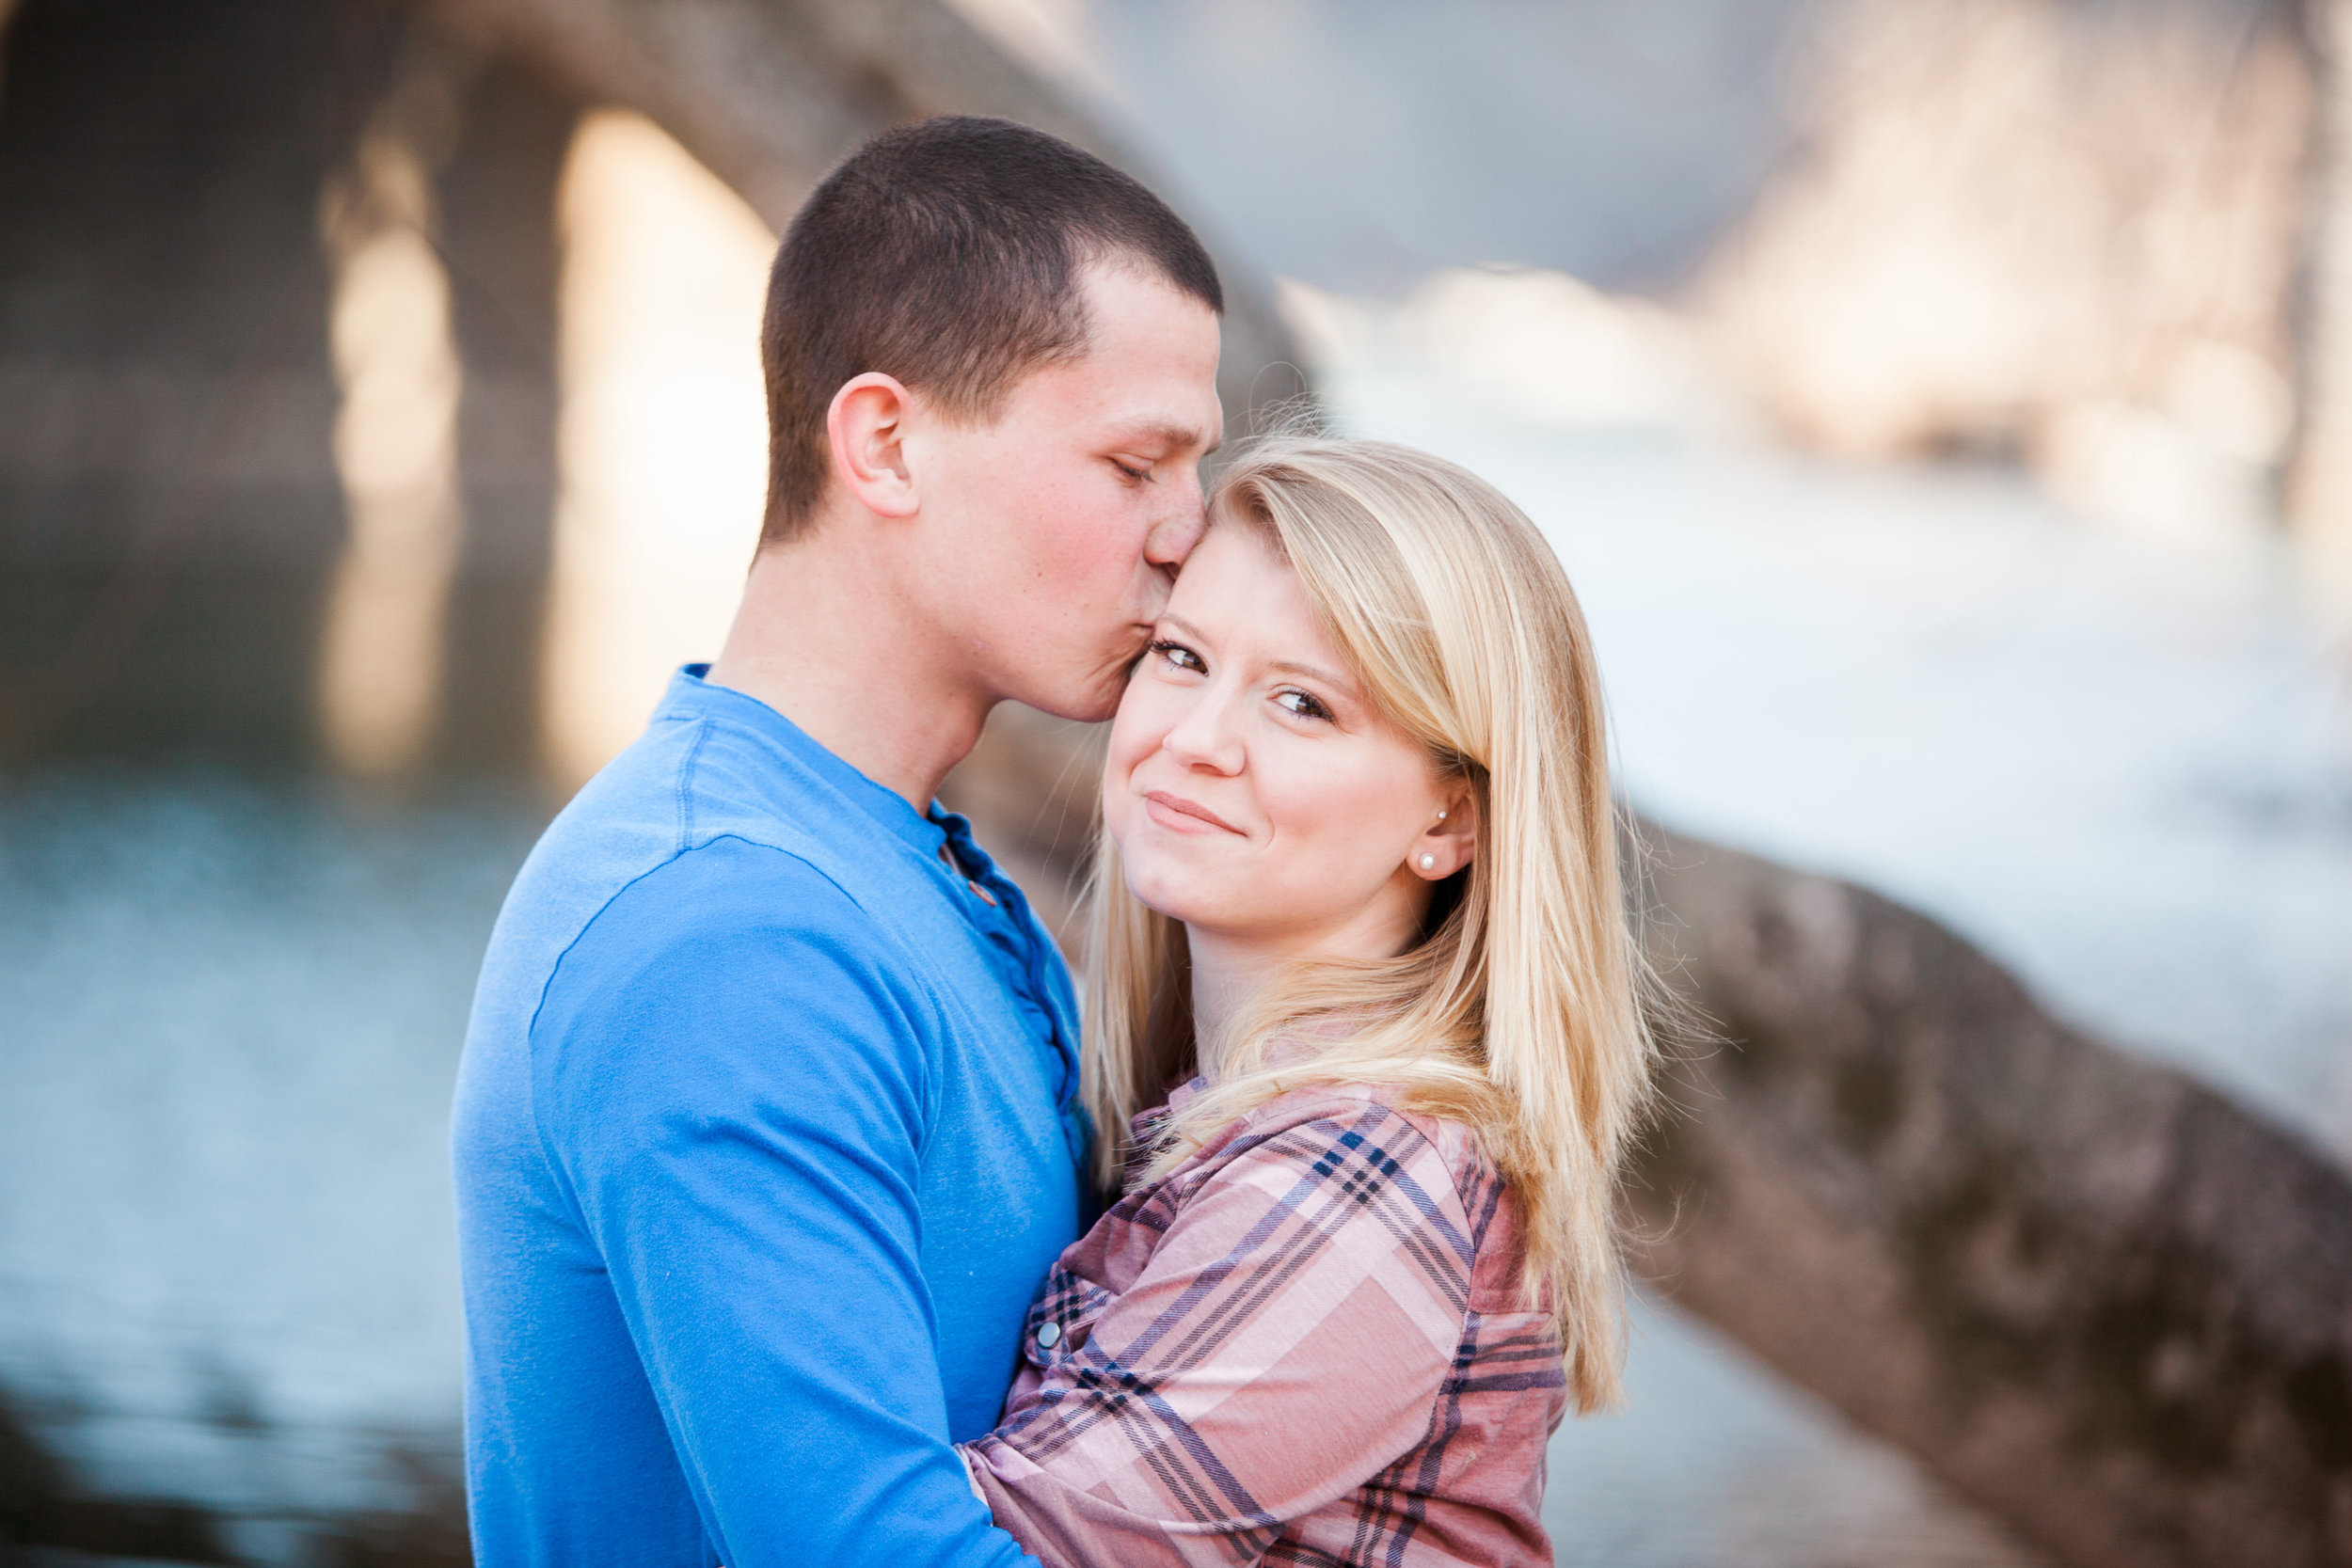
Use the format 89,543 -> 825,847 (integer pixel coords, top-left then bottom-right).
1184,930 -> 1280,1084
1185,881 -> 1430,1082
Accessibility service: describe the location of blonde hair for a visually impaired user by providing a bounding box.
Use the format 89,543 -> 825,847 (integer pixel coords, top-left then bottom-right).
1081,436 -> 1658,1414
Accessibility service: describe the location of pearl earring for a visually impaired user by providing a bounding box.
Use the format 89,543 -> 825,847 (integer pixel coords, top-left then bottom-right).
1419,853 -> 1438,871
1436,809 -> 1448,822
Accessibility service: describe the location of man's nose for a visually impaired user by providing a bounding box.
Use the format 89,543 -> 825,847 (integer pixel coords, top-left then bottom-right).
1143,483 -> 1209,572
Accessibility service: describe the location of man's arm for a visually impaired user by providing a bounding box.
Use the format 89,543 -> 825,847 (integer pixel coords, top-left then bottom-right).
532,837 -> 1037,1568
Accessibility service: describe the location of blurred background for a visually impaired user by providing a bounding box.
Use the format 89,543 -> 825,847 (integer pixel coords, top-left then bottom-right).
3,1 -> 2349,1564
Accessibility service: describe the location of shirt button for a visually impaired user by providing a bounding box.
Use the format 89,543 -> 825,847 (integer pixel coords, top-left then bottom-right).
1034,1321 -> 1062,1349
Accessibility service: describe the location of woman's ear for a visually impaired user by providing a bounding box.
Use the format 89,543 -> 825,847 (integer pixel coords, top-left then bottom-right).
826,372 -> 921,519
1410,788 -> 1480,880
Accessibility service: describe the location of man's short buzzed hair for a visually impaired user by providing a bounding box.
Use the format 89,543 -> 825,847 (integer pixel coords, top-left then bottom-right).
757,116 -> 1224,545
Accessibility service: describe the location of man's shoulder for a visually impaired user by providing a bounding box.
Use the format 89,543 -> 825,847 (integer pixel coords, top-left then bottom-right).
502,711 -> 878,957
470,713 -> 933,1051
541,707 -> 819,874
533,837 -> 940,1093
564,832 -> 874,974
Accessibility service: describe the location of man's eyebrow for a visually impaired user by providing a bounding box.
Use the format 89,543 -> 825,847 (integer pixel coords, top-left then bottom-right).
1108,420 -> 1213,452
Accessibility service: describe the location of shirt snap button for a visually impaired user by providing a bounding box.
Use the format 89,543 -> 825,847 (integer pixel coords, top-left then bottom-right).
1034,1321 -> 1062,1348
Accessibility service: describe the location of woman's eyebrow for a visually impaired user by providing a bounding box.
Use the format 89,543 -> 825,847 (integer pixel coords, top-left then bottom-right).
1162,615 -> 1355,696
1269,658 -> 1355,692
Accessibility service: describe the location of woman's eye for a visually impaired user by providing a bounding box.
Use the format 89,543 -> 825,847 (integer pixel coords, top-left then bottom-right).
1150,640 -> 1205,674
1275,689 -> 1333,721
1111,458 -> 1152,483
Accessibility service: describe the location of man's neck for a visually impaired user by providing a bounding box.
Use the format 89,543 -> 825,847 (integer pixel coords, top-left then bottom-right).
707,528 -> 993,812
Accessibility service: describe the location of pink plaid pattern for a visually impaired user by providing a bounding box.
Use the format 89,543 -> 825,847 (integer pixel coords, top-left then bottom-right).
960,1079 -> 1565,1566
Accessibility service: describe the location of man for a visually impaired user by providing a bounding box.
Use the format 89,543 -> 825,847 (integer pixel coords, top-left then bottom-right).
452,117 -> 1224,1566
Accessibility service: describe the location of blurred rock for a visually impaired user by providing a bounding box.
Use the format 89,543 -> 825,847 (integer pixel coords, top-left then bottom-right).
0,1386 -> 225,1562
1279,268 -> 1740,439
1699,0 -> 2307,489
1632,824 -> 2352,1568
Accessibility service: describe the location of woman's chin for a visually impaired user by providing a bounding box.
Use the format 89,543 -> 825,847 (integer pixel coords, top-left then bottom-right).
1121,864 -> 1223,929
1121,874 -> 1192,926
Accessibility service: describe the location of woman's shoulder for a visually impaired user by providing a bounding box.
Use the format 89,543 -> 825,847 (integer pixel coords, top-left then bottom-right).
1225,1078 -> 1486,1164
1181,1079 -> 1499,1223
1113,1076 -> 1539,1320
1168,1075 -> 1427,1157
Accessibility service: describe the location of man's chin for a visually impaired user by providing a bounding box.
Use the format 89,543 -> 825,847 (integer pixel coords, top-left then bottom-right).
1010,654 -> 1137,724
1021,683 -> 1122,725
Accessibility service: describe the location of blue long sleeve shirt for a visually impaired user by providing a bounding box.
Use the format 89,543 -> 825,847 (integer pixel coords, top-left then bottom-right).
452,667 -> 1078,1567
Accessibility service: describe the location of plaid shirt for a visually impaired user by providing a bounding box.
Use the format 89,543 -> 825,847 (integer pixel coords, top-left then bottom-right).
960,1077 -> 1566,1567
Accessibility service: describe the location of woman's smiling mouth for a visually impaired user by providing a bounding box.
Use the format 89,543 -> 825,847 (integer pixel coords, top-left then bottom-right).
1143,789 -> 1246,835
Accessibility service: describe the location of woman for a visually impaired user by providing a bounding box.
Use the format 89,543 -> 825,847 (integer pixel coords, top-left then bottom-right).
958,437 -> 1657,1566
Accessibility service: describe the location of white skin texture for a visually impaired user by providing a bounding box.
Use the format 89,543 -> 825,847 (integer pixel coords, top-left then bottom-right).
1103,524 -> 1481,1066
712,260 -> 1225,809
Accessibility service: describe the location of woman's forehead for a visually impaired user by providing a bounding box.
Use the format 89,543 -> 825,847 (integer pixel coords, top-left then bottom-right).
1166,528 -> 1369,702
1169,527 -> 1310,636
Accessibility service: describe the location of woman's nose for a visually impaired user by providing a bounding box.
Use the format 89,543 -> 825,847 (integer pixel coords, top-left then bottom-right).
1161,688 -> 1244,774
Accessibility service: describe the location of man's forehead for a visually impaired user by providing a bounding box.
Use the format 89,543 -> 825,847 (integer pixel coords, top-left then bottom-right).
1069,263 -> 1222,392
1011,274 -> 1223,442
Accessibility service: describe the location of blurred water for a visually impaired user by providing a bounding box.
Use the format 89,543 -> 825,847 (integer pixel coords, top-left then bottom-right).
1547,1294 -> 2040,1568
0,761 -> 2055,1564
0,770 -> 541,1541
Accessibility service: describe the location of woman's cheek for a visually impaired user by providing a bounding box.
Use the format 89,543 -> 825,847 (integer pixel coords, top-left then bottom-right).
1100,708 -> 1158,840
1107,668 -> 1176,768
1267,755 -> 1393,887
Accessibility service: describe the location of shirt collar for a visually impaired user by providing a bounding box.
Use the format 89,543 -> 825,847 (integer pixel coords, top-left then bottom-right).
654,664 -> 950,863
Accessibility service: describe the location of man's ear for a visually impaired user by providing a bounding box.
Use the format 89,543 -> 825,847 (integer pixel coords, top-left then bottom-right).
1410,787 -> 1480,880
827,372 -> 921,519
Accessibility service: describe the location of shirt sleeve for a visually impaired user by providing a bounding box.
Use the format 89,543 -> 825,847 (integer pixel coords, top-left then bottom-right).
959,1101 -> 1475,1568
531,837 -> 1038,1568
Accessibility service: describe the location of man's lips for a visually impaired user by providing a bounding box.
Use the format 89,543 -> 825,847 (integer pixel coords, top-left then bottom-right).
1143,789 -> 1246,836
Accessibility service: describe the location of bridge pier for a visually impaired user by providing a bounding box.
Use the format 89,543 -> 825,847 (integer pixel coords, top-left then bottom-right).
0,0 -> 574,775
